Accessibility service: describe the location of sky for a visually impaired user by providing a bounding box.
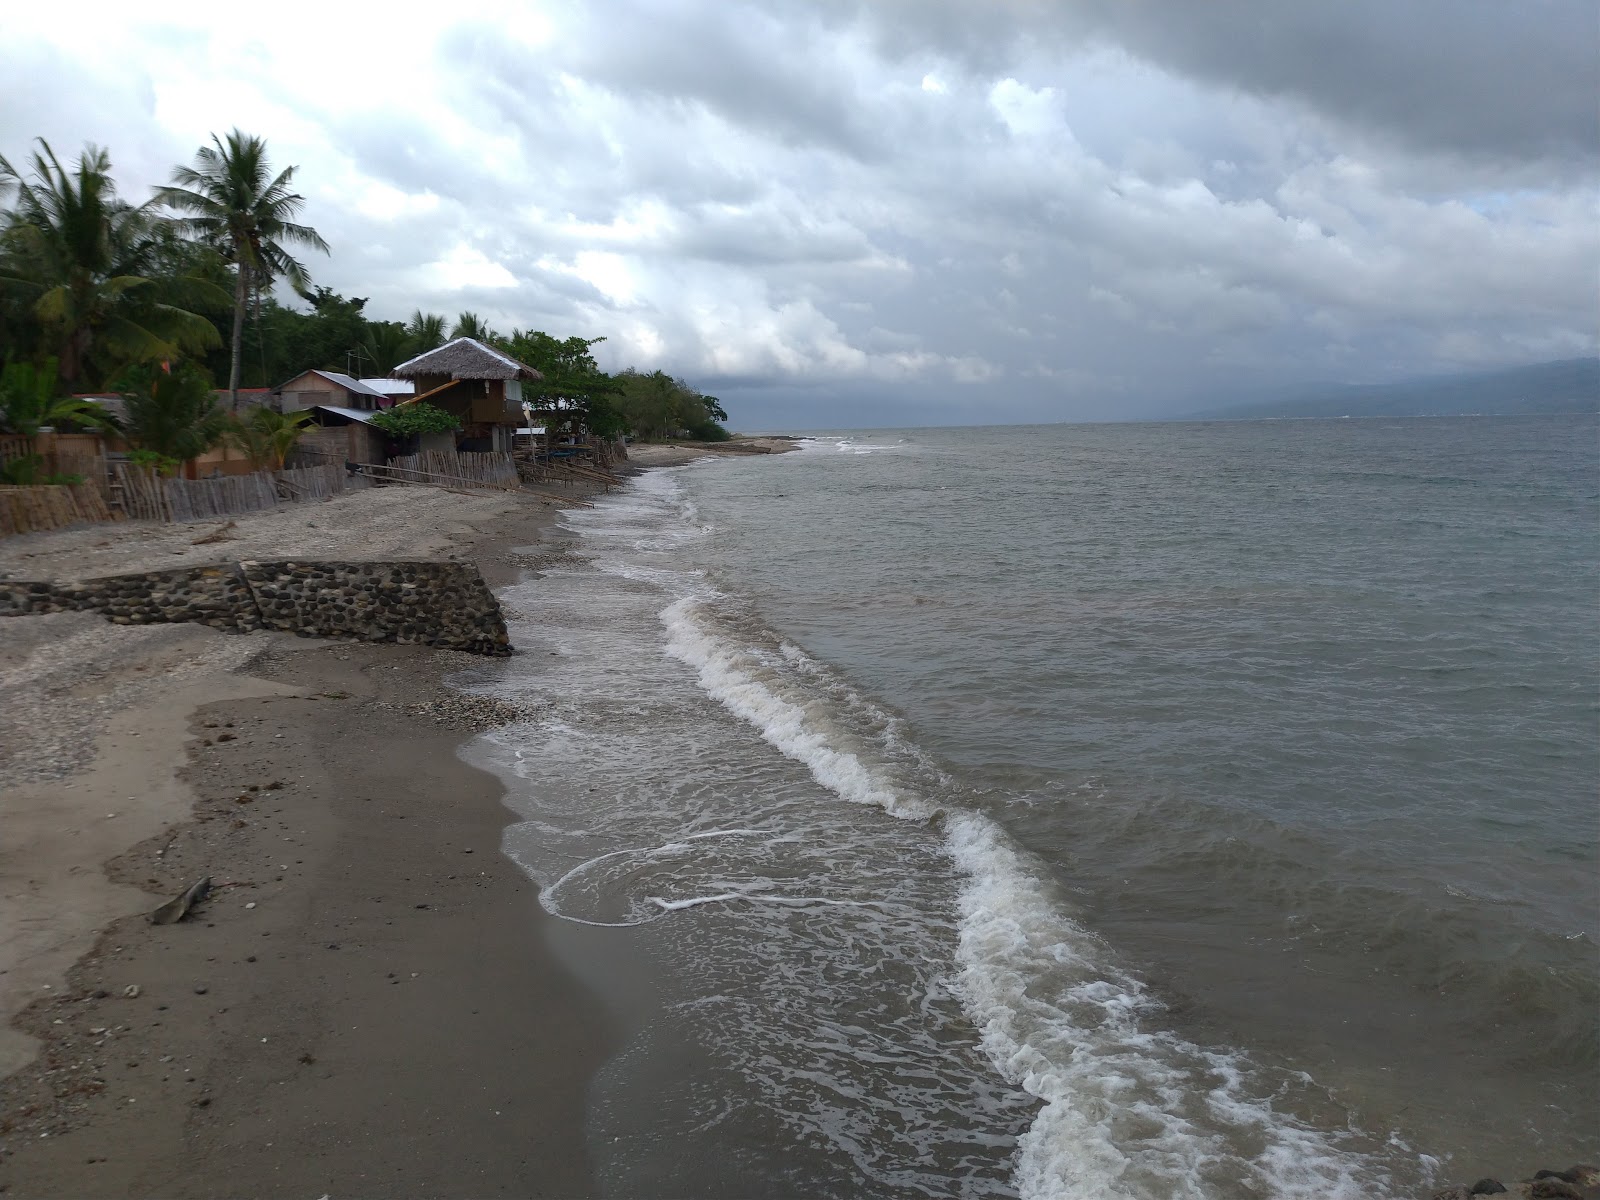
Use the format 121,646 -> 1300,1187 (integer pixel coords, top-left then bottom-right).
4,0 -> 1597,428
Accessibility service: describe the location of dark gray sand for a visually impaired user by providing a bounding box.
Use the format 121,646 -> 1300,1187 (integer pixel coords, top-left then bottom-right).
0,487 -> 621,1198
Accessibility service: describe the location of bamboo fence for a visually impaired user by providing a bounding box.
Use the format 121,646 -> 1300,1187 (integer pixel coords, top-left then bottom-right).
1,433 -> 111,502
276,463 -> 372,502
163,472 -> 280,522
110,462 -> 170,522
96,462 -> 372,529
2,447 -> 524,539
385,450 -> 520,488
0,483 -> 116,536
365,450 -> 583,506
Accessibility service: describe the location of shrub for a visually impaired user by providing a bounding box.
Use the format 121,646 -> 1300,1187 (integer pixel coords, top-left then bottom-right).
126,448 -> 182,477
370,402 -> 459,437
685,419 -> 731,442
119,363 -> 228,464
226,407 -> 314,470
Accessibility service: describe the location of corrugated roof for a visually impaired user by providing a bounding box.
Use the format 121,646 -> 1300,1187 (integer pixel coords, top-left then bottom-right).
276,369 -> 387,398
358,378 -> 414,395
310,370 -> 386,398
310,405 -> 382,425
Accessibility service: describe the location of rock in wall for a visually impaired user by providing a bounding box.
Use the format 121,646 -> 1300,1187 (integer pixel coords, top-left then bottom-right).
0,560 -> 511,656
240,561 -> 509,655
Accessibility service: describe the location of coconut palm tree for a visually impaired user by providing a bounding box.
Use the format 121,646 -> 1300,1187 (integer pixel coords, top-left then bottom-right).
406,310 -> 447,353
120,360 -> 230,466
158,130 -> 329,410
450,311 -> 494,342
0,141 -> 223,388
360,320 -> 413,374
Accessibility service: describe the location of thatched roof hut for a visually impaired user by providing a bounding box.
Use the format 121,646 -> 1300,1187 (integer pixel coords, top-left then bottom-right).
391,337 -> 542,382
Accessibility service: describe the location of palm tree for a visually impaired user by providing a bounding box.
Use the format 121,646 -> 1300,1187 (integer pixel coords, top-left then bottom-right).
360,321 -> 413,374
158,130 -> 328,410
0,357 -> 121,437
406,310 -> 446,353
120,361 -> 230,465
450,311 -> 494,342
226,406 -> 313,470
0,141 -> 223,388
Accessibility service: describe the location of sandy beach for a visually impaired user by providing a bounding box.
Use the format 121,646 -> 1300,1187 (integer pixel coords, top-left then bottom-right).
0,479 -> 617,1196
623,435 -> 801,467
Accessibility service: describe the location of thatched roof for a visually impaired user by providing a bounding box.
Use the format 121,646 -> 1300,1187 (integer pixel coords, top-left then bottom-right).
391,337 -> 542,382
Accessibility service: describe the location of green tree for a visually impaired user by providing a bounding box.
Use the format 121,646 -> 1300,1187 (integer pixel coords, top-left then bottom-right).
360,320 -> 412,374
370,401 -> 459,437
158,130 -> 329,410
120,361 -> 229,464
226,405 -> 313,470
609,369 -> 730,441
505,330 -> 627,439
0,357 -> 120,436
450,311 -> 494,342
406,310 -> 446,353
249,287 -> 369,384
0,141 -> 224,388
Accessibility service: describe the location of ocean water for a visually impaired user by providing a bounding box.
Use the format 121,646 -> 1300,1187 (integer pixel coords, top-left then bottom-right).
466,415 -> 1599,1199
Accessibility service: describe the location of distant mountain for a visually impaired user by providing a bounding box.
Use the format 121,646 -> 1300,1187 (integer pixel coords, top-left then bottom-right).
1189,358 -> 1599,420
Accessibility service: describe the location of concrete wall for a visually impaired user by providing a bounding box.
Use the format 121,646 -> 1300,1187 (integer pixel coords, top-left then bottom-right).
0,560 -> 511,656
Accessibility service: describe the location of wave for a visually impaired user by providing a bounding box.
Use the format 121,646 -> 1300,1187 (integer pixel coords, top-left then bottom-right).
661,593 -> 1418,1199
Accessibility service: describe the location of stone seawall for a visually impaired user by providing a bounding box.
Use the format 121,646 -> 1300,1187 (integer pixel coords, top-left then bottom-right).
0,560 -> 511,656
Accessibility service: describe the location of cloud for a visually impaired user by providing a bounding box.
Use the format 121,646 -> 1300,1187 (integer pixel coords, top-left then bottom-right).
1,0 -> 1593,426
812,0 -> 1600,167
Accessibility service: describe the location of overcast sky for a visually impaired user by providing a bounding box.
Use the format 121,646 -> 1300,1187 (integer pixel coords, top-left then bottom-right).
5,0 -> 1597,427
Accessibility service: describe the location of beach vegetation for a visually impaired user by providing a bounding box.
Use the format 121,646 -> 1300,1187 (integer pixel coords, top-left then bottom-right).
406,310 -> 447,354
0,357 -> 120,436
1,130 -> 734,445
370,401 -> 460,437
0,141 -> 225,390
124,447 -> 182,476
119,361 -> 230,465
507,330 -> 628,439
158,129 -> 329,410
614,368 -> 730,441
450,311 -> 496,342
243,286 -> 374,384
0,452 -> 85,485
360,320 -> 413,374
226,405 -> 315,470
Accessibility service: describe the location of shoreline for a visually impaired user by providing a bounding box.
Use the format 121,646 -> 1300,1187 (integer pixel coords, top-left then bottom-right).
0,478 -> 623,1196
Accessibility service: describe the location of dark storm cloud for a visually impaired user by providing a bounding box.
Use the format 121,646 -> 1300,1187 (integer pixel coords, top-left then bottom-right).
3,1 -> 1594,427
561,4 -> 891,160
810,0 -> 1600,166
1084,0 -> 1600,166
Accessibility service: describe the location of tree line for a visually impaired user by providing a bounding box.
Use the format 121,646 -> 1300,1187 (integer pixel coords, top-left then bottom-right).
0,130 -> 729,463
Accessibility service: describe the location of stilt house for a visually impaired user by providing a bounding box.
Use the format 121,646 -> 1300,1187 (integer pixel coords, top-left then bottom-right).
390,338 -> 542,453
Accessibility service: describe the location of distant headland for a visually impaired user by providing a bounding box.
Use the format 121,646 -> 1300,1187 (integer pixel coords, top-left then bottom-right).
1188,358 -> 1599,421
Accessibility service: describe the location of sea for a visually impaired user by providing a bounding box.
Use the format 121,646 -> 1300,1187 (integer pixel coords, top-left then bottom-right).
463,415 -> 1599,1199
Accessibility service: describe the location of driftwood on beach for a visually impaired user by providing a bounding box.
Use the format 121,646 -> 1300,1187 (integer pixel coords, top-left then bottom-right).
148,877 -> 212,925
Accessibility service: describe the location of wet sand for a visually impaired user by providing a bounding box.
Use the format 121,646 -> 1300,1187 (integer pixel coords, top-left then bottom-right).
0,484 -> 621,1197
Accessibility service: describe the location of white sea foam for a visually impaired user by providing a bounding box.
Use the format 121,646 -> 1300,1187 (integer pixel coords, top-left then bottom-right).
662,592 -> 1406,1199
481,465 -> 1418,1198
663,596 -> 931,821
